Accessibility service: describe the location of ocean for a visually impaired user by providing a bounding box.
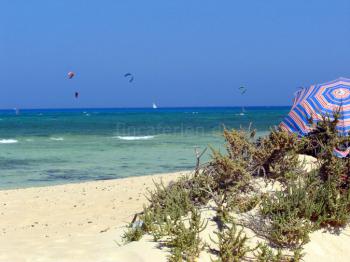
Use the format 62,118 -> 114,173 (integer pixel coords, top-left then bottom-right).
0,107 -> 290,189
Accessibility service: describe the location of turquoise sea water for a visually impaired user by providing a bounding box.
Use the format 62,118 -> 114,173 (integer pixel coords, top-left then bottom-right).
0,107 -> 289,189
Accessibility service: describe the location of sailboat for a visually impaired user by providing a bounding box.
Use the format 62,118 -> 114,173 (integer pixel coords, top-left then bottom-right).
239,106 -> 246,116
152,102 -> 158,109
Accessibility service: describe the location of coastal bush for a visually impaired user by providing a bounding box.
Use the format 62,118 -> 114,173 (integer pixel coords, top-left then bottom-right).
268,210 -> 311,248
165,207 -> 207,262
253,129 -> 303,183
254,243 -> 283,262
122,224 -> 144,243
302,111 -> 350,183
310,174 -> 350,227
123,114 -> 350,261
260,173 -> 315,248
203,128 -> 256,192
254,243 -> 303,262
145,180 -> 193,221
122,179 -> 195,243
260,168 -> 350,246
303,110 -> 349,157
210,221 -> 256,262
235,194 -> 261,213
179,172 -> 215,205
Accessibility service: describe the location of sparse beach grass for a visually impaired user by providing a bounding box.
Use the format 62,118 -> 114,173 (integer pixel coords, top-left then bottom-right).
123,113 -> 350,261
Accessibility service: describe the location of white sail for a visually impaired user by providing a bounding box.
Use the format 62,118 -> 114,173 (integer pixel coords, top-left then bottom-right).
152,103 -> 158,109
239,106 -> 245,116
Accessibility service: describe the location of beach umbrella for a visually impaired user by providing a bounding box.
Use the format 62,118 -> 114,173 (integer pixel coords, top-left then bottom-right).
280,77 -> 350,156
280,77 -> 350,136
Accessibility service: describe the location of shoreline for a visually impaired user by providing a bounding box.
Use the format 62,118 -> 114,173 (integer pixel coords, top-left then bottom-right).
0,171 -> 190,262
0,170 -> 191,192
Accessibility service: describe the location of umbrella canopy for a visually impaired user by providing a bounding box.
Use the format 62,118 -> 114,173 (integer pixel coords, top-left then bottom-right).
280,77 -> 350,137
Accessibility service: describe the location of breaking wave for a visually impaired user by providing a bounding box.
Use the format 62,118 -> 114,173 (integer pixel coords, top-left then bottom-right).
0,139 -> 18,144
50,137 -> 64,141
114,135 -> 155,141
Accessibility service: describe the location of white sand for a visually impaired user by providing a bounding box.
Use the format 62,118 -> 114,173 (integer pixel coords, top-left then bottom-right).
0,172 -> 187,262
1,167 -> 350,262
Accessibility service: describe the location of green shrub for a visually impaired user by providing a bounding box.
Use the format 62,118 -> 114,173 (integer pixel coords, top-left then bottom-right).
124,113 -> 350,261
253,129 -> 302,182
211,222 -> 256,262
166,207 -> 207,262
268,211 -> 311,248
122,225 -> 144,243
205,128 -> 255,193
254,243 -> 303,262
146,180 -> 193,222
235,194 -> 261,213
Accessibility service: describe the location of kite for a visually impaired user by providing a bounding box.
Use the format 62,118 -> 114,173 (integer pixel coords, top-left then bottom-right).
238,86 -> 247,95
68,71 -> 75,79
124,73 -> 134,83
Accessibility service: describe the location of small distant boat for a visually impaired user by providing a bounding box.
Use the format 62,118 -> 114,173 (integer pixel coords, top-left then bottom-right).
14,108 -> 20,115
152,103 -> 158,109
239,107 -> 246,116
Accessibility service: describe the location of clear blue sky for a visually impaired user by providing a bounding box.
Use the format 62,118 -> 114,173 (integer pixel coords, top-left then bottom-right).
0,0 -> 349,109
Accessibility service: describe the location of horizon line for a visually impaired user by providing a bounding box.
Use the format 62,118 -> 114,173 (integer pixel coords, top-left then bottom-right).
0,105 -> 292,111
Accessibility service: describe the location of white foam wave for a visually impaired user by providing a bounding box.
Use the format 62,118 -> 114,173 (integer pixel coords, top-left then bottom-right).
50,137 -> 64,141
0,139 -> 18,144
114,135 -> 155,141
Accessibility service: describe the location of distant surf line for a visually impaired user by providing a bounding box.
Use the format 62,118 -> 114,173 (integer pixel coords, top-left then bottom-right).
50,137 -> 64,141
0,139 -> 18,144
114,135 -> 155,141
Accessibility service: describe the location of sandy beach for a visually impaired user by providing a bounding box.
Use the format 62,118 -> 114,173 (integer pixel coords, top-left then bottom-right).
0,171 -> 187,262
1,168 -> 350,262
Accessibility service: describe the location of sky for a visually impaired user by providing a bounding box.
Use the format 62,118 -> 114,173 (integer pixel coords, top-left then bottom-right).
0,0 -> 349,109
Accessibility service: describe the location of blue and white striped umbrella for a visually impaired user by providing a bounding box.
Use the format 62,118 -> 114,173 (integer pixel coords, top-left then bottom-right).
280,77 -> 350,157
